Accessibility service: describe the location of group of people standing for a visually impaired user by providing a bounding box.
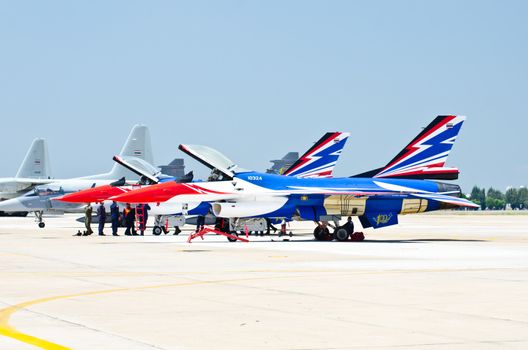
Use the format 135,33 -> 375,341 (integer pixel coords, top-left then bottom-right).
78,202 -> 150,236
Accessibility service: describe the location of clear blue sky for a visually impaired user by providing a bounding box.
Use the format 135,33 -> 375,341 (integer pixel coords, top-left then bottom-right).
1,1 -> 526,192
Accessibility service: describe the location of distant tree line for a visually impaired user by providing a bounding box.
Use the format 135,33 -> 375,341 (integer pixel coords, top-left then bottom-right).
467,186 -> 528,210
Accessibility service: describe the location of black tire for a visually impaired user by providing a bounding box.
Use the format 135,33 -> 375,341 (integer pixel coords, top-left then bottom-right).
162,226 -> 169,234
334,227 -> 349,241
173,226 -> 180,235
313,226 -> 325,241
38,222 -> 45,228
152,226 -> 163,236
227,231 -> 238,242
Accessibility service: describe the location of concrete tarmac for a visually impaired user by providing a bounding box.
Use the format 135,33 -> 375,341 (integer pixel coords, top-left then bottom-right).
0,213 -> 527,349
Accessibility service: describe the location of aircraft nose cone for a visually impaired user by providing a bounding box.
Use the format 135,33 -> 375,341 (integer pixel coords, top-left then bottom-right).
57,191 -> 90,203
0,198 -> 29,212
58,185 -> 123,203
110,187 -> 163,203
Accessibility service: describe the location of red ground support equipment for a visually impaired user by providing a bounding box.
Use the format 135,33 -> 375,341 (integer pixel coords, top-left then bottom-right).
350,232 -> 365,241
187,226 -> 250,243
135,204 -> 145,233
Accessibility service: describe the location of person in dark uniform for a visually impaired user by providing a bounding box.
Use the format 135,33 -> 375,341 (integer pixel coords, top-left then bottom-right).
123,203 -> 137,236
265,218 -> 278,235
343,216 -> 354,234
137,203 -> 151,235
110,201 -> 120,236
83,204 -> 93,236
173,225 -> 181,235
196,215 -> 205,233
97,202 -> 106,236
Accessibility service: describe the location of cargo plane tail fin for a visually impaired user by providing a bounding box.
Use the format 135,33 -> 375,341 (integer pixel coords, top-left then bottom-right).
105,125 -> 154,180
15,138 -> 51,179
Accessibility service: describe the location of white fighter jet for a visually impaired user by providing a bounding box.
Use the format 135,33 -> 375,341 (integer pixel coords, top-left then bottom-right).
0,124 -> 153,227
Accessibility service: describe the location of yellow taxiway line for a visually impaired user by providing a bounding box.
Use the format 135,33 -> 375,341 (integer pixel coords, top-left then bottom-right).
0,274 -> 310,349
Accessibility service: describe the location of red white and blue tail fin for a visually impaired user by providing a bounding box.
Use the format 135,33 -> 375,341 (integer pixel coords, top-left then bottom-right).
353,116 -> 465,180
283,132 -> 350,178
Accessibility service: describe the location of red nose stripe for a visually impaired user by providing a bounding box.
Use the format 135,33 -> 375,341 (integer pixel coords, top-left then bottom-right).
109,182 -> 228,204
110,182 -> 182,203
59,185 -> 127,203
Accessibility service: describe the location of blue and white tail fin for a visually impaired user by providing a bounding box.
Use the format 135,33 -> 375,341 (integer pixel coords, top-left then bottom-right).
353,116 -> 465,180
15,138 -> 51,179
283,132 -> 350,178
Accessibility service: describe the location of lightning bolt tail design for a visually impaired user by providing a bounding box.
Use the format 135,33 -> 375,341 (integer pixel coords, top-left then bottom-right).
352,116 -> 465,180
283,132 -> 350,178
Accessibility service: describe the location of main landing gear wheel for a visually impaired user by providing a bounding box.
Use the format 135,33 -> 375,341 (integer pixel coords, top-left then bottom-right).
227,231 -> 239,242
38,222 -> 45,229
313,226 -> 330,241
334,227 -> 349,241
152,226 -> 163,236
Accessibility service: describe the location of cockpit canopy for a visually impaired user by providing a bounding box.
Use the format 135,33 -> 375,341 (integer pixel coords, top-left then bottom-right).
27,185 -> 66,197
121,156 -> 160,177
178,144 -> 246,180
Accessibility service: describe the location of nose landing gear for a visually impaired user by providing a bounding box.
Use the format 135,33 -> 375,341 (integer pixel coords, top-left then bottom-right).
35,211 -> 45,228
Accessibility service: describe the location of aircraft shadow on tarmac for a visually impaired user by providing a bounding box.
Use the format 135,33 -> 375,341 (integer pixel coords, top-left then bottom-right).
255,237 -> 489,243
151,238 -> 489,244
358,238 -> 488,243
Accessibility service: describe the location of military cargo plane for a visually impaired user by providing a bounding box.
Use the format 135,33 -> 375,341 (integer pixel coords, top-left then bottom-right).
0,125 -> 154,227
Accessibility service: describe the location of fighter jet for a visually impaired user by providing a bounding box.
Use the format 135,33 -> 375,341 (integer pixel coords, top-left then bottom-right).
0,138 -> 53,215
266,152 -> 299,175
0,125 -> 154,227
110,116 -> 478,241
57,132 -> 350,234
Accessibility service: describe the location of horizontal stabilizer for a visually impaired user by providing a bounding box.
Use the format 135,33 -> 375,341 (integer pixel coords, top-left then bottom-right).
409,192 -> 479,208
